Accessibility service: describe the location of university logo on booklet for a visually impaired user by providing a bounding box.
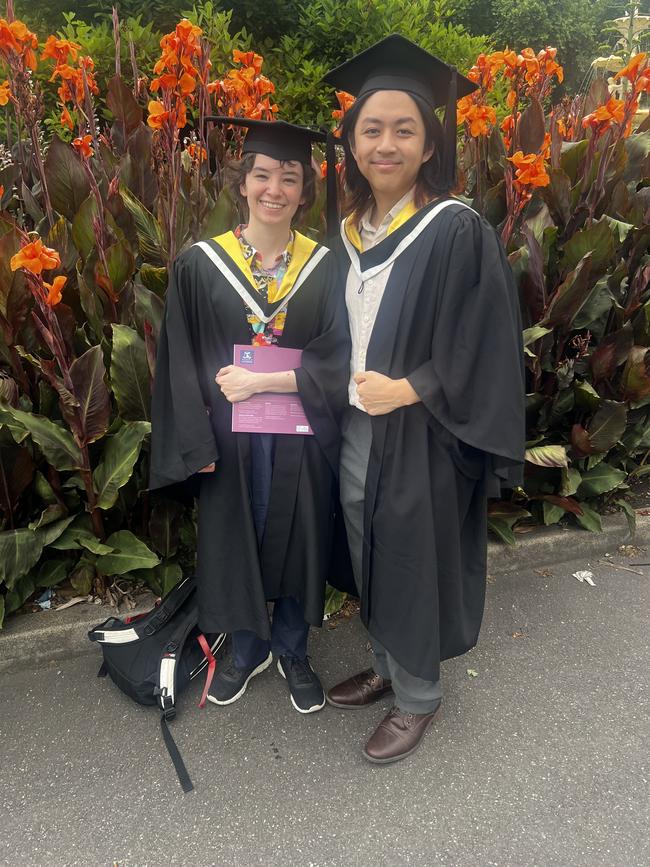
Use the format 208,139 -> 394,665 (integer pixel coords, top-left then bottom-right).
239,349 -> 255,365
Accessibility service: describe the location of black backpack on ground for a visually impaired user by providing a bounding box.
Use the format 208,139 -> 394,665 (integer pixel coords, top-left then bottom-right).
88,575 -> 225,792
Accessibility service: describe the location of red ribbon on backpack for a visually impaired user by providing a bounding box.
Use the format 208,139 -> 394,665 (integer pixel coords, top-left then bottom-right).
197,634 -> 216,709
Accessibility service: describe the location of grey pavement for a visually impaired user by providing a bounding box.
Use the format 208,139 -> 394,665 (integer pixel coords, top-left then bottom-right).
1,545 -> 649,867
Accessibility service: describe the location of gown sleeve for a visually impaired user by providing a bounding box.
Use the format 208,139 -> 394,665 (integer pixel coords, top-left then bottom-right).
406,209 -> 525,496
149,253 -> 219,490
294,253 -> 351,476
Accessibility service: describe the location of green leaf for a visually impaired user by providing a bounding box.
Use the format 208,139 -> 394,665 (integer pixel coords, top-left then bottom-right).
71,194 -> 100,260
0,406 -> 82,471
119,186 -> 166,265
200,187 -> 239,239
0,515 -> 75,589
28,504 -> 68,530
587,401 -> 627,453
542,253 -> 593,330
543,501 -> 565,525
70,558 -> 95,594
148,497 -> 183,558
0,226 -> 23,320
69,346 -> 111,446
43,135 -> 90,221
35,558 -> 70,588
324,584 -> 347,618
105,240 -> 136,295
577,463 -> 627,498
5,574 -> 35,615
153,561 -> 183,596
574,503 -> 603,533
96,530 -> 160,576
488,518 -> 516,545
560,467 -> 582,496
110,324 -> 151,421
614,498 -> 636,537
560,140 -> 588,183
522,325 -> 552,347
573,380 -> 601,410
561,217 -> 616,274
621,347 -> 650,402
525,445 -> 568,468
106,74 -> 143,136
93,421 -> 151,510
138,265 -> 168,297
590,323 -> 634,383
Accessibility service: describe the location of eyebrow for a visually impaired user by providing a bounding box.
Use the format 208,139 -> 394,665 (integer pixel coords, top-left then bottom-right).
360,116 -> 418,125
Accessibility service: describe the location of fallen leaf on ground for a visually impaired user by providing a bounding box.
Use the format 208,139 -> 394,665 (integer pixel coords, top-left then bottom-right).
467,668 -> 479,678
511,630 -> 527,639
535,568 -> 553,578
573,570 -> 596,586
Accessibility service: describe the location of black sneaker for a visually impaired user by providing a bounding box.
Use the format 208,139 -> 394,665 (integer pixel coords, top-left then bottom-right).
277,656 -> 325,714
207,651 -> 272,705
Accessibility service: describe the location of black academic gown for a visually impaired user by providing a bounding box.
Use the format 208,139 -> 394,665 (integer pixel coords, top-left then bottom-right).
149,232 -> 350,639
335,199 -> 525,681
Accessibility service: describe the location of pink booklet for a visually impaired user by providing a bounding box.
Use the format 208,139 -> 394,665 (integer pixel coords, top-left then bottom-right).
231,344 -> 314,436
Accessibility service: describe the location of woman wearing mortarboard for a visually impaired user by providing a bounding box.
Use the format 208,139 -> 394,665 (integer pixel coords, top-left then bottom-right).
324,35 -> 526,762
149,119 -> 350,714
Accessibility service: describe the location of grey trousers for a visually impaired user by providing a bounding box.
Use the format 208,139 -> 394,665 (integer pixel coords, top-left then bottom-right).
339,408 -> 443,714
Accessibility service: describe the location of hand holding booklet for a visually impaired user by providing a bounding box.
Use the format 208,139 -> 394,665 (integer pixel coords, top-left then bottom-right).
231,344 -> 314,435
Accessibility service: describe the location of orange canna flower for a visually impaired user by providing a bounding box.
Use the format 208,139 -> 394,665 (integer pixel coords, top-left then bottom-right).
60,107 -> 74,130
147,100 -> 169,129
332,90 -> 355,123
506,89 -> 517,109
0,19 -> 21,55
233,50 -> 264,76
457,97 -> 496,137
174,101 -> 187,129
41,35 -> 81,65
43,275 -> 67,307
72,134 -> 94,159
582,96 -> 626,133
178,71 -> 197,96
0,79 -> 10,106
615,52 -> 647,85
508,151 -> 550,189
187,142 -> 207,160
0,185 -> 4,198
10,239 -> 61,275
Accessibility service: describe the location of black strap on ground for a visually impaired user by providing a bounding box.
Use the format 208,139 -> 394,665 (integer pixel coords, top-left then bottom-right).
97,661 -> 108,678
160,713 -> 194,793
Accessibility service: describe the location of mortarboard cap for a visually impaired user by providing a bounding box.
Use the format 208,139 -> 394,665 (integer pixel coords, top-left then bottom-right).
205,116 -> 327,165
322,33 -> 477,109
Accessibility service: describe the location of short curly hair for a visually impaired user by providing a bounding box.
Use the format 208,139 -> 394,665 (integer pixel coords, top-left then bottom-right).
225,152 -> 317,226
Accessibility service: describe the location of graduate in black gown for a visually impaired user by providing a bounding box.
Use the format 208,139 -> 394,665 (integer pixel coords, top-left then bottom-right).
323,36 -> 526,761
149,119 -> 350,714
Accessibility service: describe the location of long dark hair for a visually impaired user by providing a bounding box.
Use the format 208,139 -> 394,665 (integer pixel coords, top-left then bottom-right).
339,91 -> 453,223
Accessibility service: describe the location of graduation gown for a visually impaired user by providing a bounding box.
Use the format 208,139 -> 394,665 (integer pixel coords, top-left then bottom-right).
149,231 -> 350,638
335,198 -> 525,681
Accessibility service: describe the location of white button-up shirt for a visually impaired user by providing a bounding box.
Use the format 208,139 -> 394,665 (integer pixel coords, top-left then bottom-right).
346,188 -> 415,410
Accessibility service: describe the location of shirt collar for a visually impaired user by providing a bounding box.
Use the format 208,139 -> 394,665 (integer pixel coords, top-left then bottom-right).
235,225 -> 294,268
359,187 -> 416,238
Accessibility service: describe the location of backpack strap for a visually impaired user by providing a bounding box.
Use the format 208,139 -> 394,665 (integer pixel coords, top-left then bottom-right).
153,604 -> 200,793
196,634 -> 217,709
88,576 -> 196,644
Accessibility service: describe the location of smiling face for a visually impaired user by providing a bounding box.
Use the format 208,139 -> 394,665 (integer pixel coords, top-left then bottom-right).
350,90 -> 433,206
239,154 -> 305,230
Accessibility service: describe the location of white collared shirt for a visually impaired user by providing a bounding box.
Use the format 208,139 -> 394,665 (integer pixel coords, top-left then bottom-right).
345,188 -> 415,410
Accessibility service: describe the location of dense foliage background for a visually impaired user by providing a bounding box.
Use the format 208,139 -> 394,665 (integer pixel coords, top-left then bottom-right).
0,3 -> 648,627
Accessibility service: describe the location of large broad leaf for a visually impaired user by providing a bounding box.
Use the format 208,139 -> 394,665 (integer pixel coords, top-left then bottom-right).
573,277 -> 614,331
621,346 -> 650,402
148,497 -> 183,558
104,240 -> 136,296
4,574 -> 35,615
522,325 -> 553,347
106,74 -> 143,137
0,406 -> 82,471
76,264 -> 105,343
96,530 -> 160,576
43,135 -> 90,221
0,515 -> 75,589
623,130 -> 650,183
573,380 -> 601,410
0,226 -> 24,321
110,325 -> 151,421
69,346 -> 111,446
71,194 -> 100,260
153,561 -> 183,596
560,467 -> 582,496
588,400 -> 627,453
540,168 -> 572,226
525,445 -> 568,468
93,420 -> 151,510
0,444 -> 34,517
35,558 -> 71,588
589,323 -> 634,382
560,140 -> 589,184
574,503 -> 603,532
542,253 -> 593,329
200,188 -> 239,240
134,283 -> 165,343
577,463 -> 626,498
119,186 -> 166,265
561,217 -> 615,274
518,96 -> 546,154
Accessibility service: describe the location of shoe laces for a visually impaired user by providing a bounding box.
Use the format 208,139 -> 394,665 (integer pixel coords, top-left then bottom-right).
284,656 -> 314,685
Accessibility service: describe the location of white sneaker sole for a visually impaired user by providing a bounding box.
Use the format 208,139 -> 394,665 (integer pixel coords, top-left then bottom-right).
276,659 -> 326,714
207,652 -> 273,706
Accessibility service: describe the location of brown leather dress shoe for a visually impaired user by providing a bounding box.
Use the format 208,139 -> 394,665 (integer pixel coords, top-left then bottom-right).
326,668 -> 393,709
363,702 -> 441,764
